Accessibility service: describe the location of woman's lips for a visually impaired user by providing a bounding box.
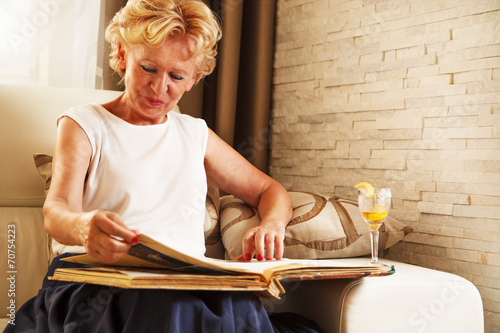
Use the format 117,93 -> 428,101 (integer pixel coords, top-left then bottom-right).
145,97 -> 164,106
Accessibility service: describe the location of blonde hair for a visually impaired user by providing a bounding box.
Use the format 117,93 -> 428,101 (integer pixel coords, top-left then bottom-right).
105,0 -> 222,84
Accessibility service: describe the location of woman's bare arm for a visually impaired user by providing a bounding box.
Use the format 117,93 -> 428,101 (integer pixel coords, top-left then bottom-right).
43,117 -> 137,263
204,128 -> 292,261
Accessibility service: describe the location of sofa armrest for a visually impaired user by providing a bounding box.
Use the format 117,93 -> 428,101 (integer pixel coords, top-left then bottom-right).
265,258 -> 483,333
0,207 -> 50,323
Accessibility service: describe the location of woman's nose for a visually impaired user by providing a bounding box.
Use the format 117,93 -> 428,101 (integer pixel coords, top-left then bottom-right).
151,73 -> 171,94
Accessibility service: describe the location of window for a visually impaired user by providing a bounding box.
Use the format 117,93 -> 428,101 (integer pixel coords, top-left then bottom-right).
0,0 -> 102,88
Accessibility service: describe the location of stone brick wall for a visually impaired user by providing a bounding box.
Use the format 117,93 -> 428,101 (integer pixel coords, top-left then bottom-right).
270,0 -> 500,331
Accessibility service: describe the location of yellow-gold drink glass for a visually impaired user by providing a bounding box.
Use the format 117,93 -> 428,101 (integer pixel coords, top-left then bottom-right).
358,187 -> 391,264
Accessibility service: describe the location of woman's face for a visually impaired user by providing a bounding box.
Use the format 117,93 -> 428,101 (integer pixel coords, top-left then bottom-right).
117,36 -> 197,125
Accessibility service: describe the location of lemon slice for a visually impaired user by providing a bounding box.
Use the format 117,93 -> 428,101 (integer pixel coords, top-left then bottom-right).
354,181 -> 374,196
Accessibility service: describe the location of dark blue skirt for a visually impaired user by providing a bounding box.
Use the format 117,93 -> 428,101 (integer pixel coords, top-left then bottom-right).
4,254 -> 321,333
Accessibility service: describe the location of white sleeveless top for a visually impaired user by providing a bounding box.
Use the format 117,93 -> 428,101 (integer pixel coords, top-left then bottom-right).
52,104 -> 209,257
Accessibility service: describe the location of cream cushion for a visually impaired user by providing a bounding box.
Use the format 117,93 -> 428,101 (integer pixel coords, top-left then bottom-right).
0,208 -> 49,317
220,191 -> 412,260
0,85 -> 123,208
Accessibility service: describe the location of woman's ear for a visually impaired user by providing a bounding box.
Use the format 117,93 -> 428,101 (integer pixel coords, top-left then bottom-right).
117,42 -> 127,70
185,75 -> 196,92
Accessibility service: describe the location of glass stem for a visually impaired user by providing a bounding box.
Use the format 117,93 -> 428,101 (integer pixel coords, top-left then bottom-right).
370,229 -> 379,263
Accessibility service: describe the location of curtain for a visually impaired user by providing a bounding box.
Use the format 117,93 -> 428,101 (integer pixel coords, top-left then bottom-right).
100,0 -> 128,91
0,0 -> 101,88
203,0 -> 276,172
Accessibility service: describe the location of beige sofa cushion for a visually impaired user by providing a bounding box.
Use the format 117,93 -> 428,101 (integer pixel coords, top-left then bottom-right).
0,208 -> 50,316
220,192 -> 413,260
0,84 -> 123,207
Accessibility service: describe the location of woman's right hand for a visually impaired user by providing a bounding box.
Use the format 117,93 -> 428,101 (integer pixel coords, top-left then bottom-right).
77,210 -> 139,264
44,117 -> 138,264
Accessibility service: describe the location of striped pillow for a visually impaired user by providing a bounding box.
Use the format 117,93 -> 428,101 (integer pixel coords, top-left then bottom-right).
219,191 -> 412,260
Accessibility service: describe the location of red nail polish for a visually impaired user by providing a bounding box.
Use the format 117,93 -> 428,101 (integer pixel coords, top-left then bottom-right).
257,254 -> 264,261
245,253 -> 251,260
131,237 -> 139,244
266,258 -> 272,261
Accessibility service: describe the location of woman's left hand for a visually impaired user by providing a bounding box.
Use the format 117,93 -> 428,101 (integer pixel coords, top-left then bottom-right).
236,219 -> 286,261
204,129 -> 292,262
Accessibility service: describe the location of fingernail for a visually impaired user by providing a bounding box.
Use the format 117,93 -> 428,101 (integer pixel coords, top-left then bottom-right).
257,254 -> 264,261
244,253 -> 251,260
131,237 -> 139,244
266,258 -> 272,261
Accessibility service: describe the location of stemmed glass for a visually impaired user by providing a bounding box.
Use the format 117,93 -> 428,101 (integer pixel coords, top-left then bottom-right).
358,187 -> 391,264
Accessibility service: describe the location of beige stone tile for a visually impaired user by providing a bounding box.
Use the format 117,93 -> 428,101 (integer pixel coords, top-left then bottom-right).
418,201 -> 454,215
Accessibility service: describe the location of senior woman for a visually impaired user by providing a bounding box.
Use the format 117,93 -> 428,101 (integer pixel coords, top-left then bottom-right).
4,0 -> 321,332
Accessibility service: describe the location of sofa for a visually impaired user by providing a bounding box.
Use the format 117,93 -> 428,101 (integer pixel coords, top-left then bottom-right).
0,83 -> 484,332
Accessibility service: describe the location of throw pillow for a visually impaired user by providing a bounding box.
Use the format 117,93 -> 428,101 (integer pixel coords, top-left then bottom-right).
219,191 -> 413,260
33,154 -> 53,197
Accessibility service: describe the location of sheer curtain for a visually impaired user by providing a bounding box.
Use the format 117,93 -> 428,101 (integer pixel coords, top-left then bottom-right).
0,0 -> 102,88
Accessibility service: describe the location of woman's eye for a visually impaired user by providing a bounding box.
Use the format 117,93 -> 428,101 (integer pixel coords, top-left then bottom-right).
170,73 -> 184,81
140,65 -> 156,73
